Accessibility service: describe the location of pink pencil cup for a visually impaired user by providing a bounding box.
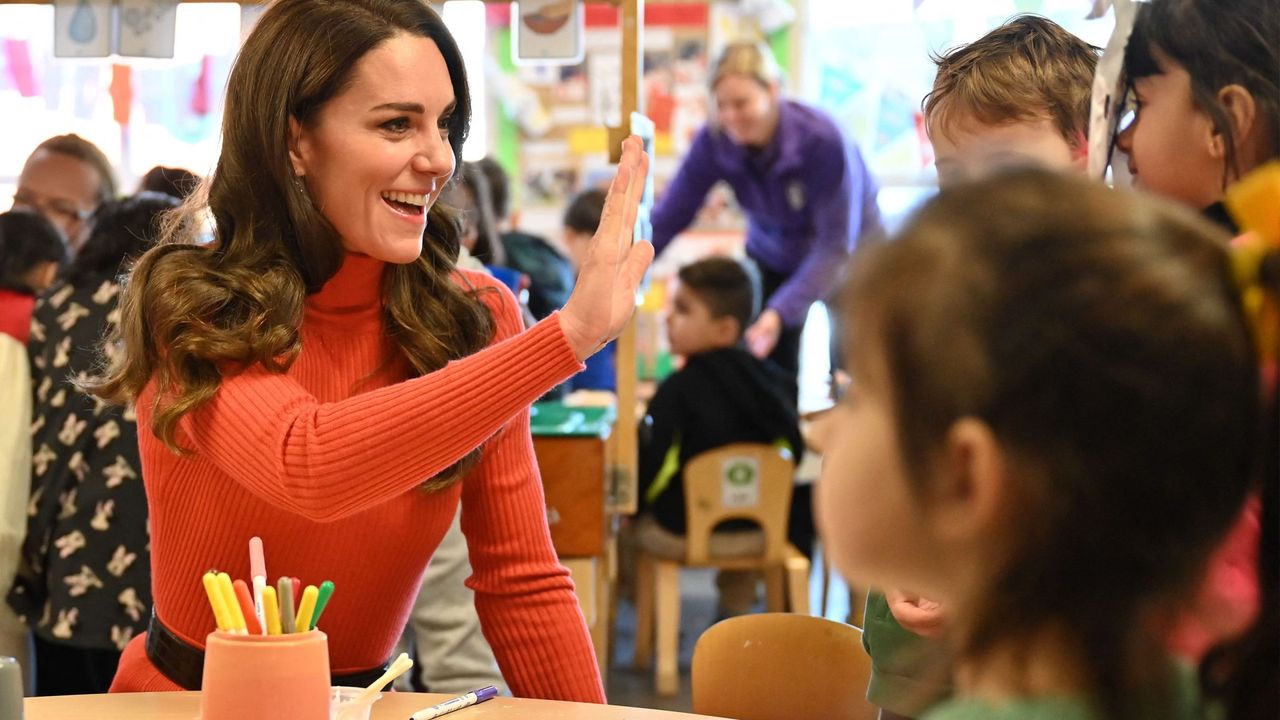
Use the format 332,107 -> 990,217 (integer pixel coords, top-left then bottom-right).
201,630 -> 330,720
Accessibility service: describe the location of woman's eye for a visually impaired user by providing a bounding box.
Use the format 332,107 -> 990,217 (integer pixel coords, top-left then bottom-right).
381,117 -> 411,133
437,115 -> 452,133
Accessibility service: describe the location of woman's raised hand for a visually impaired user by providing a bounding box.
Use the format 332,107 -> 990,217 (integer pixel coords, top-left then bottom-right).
558,136 -> 655,361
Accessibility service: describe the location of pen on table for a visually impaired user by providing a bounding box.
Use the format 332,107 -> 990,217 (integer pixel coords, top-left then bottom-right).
408,685 -> 498,720
262,585 -> 283,635
310,580 -> 335,630
202,571 -> 232,632
216,572 -> 246,634
277,577 -> 296,634
295,584 -> 319,633
233,579 -> 264,635
249,536 -> 267,632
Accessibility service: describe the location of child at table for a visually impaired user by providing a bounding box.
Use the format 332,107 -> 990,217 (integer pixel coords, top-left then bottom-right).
636,257 -> 804,616
817,168 -> 1272,720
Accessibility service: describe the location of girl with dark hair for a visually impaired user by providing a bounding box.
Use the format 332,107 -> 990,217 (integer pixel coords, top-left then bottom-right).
6,193 -> 178,696
818,170 -> 1271,720
1112,2 -> 1280,717
89,0 -> 650,697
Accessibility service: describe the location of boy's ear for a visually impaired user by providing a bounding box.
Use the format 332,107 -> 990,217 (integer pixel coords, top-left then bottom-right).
927,417 -> 1009,545
717,314 -> 743,346
1069,130 -> 1089,170
1215,84 -> 1258,167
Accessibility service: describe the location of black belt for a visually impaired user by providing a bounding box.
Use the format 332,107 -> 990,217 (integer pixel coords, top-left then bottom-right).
145,610 -> 391,691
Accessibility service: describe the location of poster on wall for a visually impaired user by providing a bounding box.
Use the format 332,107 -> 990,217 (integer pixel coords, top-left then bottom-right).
117,0 -> 178,58
512,0 -> 585,65
54,0 -> 112,58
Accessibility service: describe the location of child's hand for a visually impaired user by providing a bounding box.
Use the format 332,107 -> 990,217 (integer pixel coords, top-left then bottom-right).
886,589 -> 946,638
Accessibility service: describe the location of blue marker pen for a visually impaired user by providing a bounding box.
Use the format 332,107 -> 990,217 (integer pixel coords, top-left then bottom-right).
408,685 -> 498,720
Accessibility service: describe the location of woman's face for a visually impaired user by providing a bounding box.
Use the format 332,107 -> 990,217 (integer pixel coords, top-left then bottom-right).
714,74 -> 779,148
1114,51 -> 1224,209
289,32 -> 457,263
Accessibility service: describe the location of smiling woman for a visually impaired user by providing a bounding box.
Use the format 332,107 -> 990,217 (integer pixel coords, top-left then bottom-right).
86,0 -> 652,700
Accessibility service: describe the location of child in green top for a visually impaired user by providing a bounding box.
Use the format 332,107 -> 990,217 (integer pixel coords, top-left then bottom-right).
817,168 -> 1271,719
860,15 -> 1100,719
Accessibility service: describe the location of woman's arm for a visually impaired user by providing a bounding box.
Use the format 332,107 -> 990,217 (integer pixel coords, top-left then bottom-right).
152,280 -> 582,523
650,127 -> 722,255
459,405 -> 605,702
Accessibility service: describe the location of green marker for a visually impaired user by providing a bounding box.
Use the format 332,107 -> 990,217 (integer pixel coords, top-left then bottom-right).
309,580 -> 335,630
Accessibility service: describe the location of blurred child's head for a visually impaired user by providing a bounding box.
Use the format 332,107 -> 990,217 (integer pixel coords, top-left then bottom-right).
442,162 -> 503,265
819,170 -> 1260,713
475,156 -> 511,225
1115,0 -> 1278,208
66,192 -> 179,286
924,16 -> 1098,187
562,188 -> 607,271
0,210 -> 68,295
137,166 -> 201,201
669,257 -> 759,357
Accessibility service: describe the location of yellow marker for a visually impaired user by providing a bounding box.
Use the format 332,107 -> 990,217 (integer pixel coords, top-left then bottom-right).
261,585 -> 283,636
217,572 -> 246,634
202,572 -> 232,632
294,585 -> 319,633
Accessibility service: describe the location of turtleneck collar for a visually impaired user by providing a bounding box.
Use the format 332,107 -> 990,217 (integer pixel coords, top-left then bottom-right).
304,252 -> 387,330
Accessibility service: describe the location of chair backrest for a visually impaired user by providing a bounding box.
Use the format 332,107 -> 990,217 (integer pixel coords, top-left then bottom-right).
683,443 -> 794,565
692,613 -> 877,720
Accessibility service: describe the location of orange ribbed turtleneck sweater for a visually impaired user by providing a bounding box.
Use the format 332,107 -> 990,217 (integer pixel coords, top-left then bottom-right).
110,254 -> 604,701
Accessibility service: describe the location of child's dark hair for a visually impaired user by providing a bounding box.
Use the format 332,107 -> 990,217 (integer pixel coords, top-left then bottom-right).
448,162 -> 504,265
138,166 -> 201,201
0,210 -> 68,294
677,257 -> 759,338
923,15 -> 1099,146
563,188 -> 607,235
844,169 -> 1262,719
1125,0 -> 1279,183
475,156 -> 510,221
66,192 -> 180,286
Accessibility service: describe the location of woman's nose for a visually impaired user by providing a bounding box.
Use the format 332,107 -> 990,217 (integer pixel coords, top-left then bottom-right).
412,133 -> 454,178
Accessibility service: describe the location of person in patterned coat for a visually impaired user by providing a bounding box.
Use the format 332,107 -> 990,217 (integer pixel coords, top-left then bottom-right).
7,193 -> 178,695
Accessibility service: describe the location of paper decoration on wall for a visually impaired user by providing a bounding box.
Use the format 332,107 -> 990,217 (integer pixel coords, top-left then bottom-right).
109,63 -> 132,125
512,0 -> 585,65
3,39 -> 40,98
55,0 -> 111,58
738,0 -> 795,34
117,0 -> 178,58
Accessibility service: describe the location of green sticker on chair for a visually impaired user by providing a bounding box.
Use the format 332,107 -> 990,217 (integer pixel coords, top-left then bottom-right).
721,457 -> 761,508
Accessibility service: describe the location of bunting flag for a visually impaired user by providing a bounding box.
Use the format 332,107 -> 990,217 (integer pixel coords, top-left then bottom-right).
3,39 -> 39,97
191,55 -> 212,116
110,63 -> 133,126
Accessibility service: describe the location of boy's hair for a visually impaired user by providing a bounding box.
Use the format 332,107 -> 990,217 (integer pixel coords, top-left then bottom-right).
67,192 -> 180,286
1125,0 -> 1279,180
0,210 -> 68,294
844,170 -> 1260,719
677,257 -> 759,338
563,188 -> 607,235
923,15 -> 1099,146
31,133 -> 118,204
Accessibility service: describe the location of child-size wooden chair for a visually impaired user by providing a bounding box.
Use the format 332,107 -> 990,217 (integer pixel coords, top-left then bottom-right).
692,613 -> 877,720
632,443 -> 810,696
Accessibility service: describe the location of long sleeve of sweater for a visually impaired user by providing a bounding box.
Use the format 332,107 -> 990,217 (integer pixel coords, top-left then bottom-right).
151,302 -> 583,524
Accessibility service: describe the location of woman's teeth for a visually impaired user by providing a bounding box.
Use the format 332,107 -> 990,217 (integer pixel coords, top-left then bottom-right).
381,191 -> 427,207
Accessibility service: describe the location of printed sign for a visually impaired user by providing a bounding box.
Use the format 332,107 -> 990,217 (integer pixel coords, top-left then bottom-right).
54,0 -> 111,58
117,0 -> 178,58
721,456 -> 761,509
512,0 -> 585,65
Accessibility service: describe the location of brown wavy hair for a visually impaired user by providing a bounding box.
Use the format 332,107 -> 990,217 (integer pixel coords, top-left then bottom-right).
91,0 -> 495,491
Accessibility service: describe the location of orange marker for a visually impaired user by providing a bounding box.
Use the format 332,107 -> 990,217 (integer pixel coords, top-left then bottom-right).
233,579 -> 264,635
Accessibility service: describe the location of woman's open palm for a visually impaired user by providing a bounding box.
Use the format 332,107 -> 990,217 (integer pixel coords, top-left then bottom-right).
558,135 -> 655,360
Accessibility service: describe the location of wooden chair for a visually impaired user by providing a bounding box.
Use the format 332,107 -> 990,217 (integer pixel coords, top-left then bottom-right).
632,443 -> 811,696
692,613 -> 878,720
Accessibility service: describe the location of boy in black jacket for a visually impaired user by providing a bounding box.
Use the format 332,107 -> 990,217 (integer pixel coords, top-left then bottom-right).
637,257 -> 804,615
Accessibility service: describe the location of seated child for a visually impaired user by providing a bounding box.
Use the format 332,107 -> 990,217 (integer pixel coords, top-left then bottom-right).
863,15 -> 1100,719
561,188 -> 616,392
819,168 -> 1268,720
637,256 -> 804,615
